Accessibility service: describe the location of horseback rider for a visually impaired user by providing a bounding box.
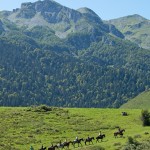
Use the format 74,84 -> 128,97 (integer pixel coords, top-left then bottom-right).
99,132 -> 101,136
75,136 -> 78,141
30,146 -> 34,150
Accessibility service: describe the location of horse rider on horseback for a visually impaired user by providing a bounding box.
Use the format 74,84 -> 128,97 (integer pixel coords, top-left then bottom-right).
30,146 -> 34,150
75,136 -> 78,141
98,131 -> 102,137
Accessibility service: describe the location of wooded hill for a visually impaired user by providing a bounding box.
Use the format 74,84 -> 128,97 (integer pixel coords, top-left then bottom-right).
0,0 -> 150,107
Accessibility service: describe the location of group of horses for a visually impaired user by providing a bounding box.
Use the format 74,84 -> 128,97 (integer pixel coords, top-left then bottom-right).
39,128 -> 125,150
39,134 -> 105,150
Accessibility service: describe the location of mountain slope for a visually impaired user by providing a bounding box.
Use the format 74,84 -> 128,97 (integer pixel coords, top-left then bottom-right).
0,0 -> 124,39
1,28 -> 150,108
0,0 -> 150,107
120,90 -> 150,109
109,14 -> 150,49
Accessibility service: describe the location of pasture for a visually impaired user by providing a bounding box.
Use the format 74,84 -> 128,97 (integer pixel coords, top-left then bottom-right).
0,106 -> 149,150
121,90 -> 150,109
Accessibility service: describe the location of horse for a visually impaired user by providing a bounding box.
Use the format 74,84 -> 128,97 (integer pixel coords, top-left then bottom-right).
39,145 -> 46,150
56,140 -> 65,149
114,129 -> 125,138
96,134 -> 105,142
48,145 -> 58,150
72,138 -> 84,147
85,137 -> 94,145
61,141 -> 72,149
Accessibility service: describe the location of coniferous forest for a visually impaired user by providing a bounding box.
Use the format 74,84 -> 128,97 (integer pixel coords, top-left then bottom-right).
0,0 -> 150,107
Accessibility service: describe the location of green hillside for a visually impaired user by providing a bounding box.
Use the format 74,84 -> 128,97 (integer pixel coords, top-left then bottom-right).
121,90 -> 150,109
1,29 -> 150,108
109,14 -> 150,49
0,107 -> 150,150
0,0 -> 150,108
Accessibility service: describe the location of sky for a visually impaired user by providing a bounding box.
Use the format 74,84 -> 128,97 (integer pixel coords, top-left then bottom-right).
0,0 -> 149,20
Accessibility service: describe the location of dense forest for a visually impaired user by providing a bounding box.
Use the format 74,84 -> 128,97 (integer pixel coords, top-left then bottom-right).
0,0 -> 150,107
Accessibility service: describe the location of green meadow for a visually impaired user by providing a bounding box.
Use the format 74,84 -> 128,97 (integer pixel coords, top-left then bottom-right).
121,90 -> 150,109
0,106 -> 150,150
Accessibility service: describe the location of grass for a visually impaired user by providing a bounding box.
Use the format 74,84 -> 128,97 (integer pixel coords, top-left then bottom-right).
121,90 -> 150,109
0,106 -> 150,150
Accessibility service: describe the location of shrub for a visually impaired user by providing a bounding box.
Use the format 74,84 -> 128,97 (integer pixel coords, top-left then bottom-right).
122,136 -> 139,149
29,105 -> 52,112
127,136 -> 139,145
141,110 -> 150,126
122,141 -> 150,150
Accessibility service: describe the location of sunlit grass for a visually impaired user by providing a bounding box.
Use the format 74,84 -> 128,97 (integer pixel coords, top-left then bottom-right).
0,106 -> 150,150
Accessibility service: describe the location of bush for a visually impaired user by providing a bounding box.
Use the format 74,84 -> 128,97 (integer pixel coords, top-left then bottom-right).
122,137 -> 150,150
29,105 -> 52,112
127,136 -> 139,146
141,110 -> 150,126
122,136 -> 139,150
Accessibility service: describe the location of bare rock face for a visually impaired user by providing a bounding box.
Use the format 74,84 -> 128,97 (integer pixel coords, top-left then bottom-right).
16,0 -> 82,23
0,20 -> 4,34
0,0 -> 124,39
16,2 -> 36,18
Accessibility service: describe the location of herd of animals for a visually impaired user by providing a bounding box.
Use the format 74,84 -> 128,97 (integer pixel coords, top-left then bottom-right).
32,127 -> 125,150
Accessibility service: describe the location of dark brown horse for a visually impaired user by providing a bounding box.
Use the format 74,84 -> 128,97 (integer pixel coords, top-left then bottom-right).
39,145 -> 46,150
96,134 -> 105,142
114,129 -> 125,138
72,138 -> 84,147
85,137 -> 94,145
62,141 -> 73,149
48,145 -> 58,150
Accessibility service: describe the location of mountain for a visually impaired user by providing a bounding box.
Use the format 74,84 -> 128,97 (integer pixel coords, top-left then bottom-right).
1,0 -> 123,39
109,14 -> 150,49
0,0 -> 150,107
120,90 -> 150,109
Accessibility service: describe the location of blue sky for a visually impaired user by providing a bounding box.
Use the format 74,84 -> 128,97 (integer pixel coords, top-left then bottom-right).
0,0 -> 149,20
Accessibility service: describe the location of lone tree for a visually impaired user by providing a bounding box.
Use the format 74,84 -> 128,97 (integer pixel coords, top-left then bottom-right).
141,110 -> 150,126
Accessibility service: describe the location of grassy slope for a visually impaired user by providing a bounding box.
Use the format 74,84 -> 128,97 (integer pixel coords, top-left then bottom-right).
0,107 -> 150,150
109,15 -> 150,49
121,91 -> 150,109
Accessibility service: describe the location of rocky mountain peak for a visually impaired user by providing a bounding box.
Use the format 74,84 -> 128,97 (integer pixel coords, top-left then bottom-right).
14,0 -> 82,23
0,19 -> 4,34
77,7 -> 100,17
128,14 -> 147,21
1,0 -> 124,39
20,0 -> 60,11
0,19 -> 3,25
77,7 -> 103,24
14,0 -> 62,19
